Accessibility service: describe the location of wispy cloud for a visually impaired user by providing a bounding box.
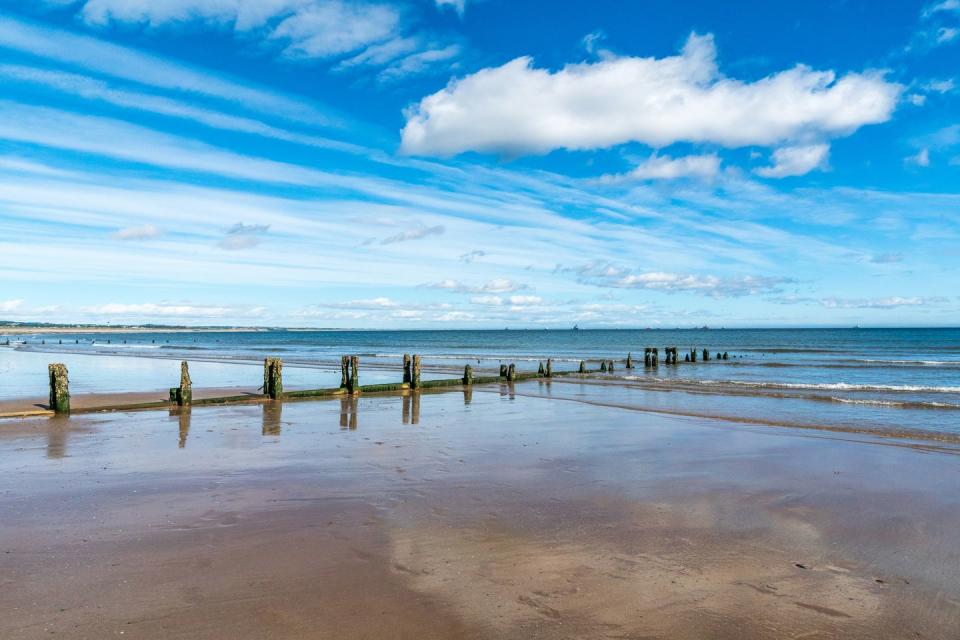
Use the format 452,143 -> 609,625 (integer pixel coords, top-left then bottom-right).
459,249 -> 485,263
0,13 -> 338,125
819,296 -> 942,309
80,302 -> 267,319
218,223 -> 270,250
601,153 -> 720,182
112,224 -> 162,240
871,252 -> 904,264
38,0 -> 462,80
381,224 -> 445,244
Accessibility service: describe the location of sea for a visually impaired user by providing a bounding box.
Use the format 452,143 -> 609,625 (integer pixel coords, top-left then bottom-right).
2,328 -> 959,440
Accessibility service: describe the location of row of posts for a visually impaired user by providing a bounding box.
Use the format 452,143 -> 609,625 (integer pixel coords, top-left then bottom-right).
42,348 -> 731,415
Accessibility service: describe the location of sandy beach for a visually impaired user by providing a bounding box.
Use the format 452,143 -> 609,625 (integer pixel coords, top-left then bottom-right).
2,385 -> 958,639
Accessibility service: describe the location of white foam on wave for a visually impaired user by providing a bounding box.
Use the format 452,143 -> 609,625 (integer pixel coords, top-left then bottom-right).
621,376 -> 960,394
829,397 -> 960,409
856,359 -> 960,366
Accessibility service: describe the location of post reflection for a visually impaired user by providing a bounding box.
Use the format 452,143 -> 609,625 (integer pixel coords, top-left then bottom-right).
402,393 -> 410,424
500,382 -> 516,400
340,395 -> 358,430
411,391 -> 420,425
45,416 -> 70,459
463,385 -> 473,405
262,401 -> 282,437
178,407 -> 192,448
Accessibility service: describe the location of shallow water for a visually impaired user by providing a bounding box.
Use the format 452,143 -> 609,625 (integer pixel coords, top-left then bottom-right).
1,388 -> 958,638
4,328 -> 960,438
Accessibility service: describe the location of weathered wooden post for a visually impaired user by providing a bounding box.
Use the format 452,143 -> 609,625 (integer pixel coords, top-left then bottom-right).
684,353 -> 690,363
349,355 -> 359,393
411,355 -> 422,389
177,361 -> 192,406
507,363 -> 516,381
403,354 -> 411,384
263,357 -> 283,399
644,348 -> 651,367
690,348 -> 697,363
651,348 -> 659,367
48,363 -> 70,414
538,361 -> 545,375
716,352 -> 722,360
607,359 -> 614,372
702,349 -> 710,361
579,360 -> 586,373
723,351 -> 729,360
546,358 -> 553,378
340,355 -> 349,389
499,364 -> 508,378
463,364 -> 473,385
626,352 -> 633,369
600,361 -> 607,372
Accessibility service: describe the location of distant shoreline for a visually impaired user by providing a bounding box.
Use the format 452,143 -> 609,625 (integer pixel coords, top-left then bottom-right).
0,327 -> 267,335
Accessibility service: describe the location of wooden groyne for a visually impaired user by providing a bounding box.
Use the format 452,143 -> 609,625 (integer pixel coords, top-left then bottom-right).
3,347 -> 737,419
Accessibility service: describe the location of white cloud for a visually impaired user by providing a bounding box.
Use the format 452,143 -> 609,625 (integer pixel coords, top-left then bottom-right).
509,295 -> 543,305
401,33 -> 902,156
0,299 -> 24,313
477,278 -> 528,293
218,222 -> 270,250
602,153 -> 720,182
269,2 -> 399,59
112,223 -> 162,240
924,78 -> 956,93
937,27 -> 960,43
424,277 -> 530,294
755,144 -> 830,178
327,297 -> 398,309
470,295 -> 503,305
576,268 -> 788,297
906,147 -> 931,167
925,0 -> 960,17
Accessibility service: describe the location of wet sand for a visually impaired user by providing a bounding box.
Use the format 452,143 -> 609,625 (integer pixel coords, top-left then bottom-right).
1,383 -> 958,638
0,387 -> 264,417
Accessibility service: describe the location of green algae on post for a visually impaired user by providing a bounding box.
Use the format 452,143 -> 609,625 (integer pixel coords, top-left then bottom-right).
264,357 -> 283,399
47,363 -> 70,414
177,361 -> 192,406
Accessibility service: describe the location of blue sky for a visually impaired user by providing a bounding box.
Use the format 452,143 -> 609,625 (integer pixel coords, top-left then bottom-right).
0,0 -> 958,328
